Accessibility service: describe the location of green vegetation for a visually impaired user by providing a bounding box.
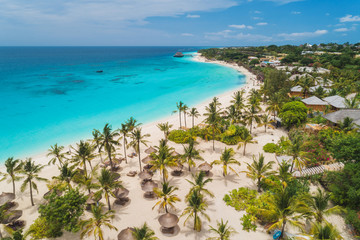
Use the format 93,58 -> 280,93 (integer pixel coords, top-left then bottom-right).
279,101 -> 308,129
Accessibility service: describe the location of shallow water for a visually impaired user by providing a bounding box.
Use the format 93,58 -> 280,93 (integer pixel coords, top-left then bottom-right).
0,47 -> 245,160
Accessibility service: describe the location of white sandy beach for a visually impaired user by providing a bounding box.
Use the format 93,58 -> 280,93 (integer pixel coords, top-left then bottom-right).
0,54 -> 354,240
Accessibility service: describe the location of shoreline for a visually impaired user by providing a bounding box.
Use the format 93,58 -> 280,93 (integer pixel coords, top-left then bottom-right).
1,53 -> 257,169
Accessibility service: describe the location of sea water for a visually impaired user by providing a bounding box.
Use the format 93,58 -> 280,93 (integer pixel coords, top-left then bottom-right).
0,47 -> 245,161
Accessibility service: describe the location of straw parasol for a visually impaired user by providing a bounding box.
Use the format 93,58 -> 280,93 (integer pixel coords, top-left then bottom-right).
86,192 -> 102,205
158,213 -> 179,228
43,188 -> 62,199
145,146 -> 157,154
2,210 -> 22,224
198,162 -> 212,172
113,188 -> 129,199
113,172 -> 121,180
117,227 -> 135,240
0,193 -> 15,205
141,155 -> 153,164
138,171 -> 153,180
170,163 -> 183,171
141,180 -> 158,192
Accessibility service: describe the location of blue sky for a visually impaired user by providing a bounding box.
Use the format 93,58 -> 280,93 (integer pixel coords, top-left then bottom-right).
0,0 -> 359,46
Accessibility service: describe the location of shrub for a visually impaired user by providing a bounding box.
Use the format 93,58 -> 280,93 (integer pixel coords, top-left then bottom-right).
168,130 -> 190,143
241,214 -> 257,232
223,188 -> 258,211
345,209 -> 360,234
27,217 -> 53,239
263,143 -> 279,153
279,101 -> 308,129
220,125 -> 248,145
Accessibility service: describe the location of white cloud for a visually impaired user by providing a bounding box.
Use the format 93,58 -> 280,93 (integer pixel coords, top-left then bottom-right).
256,22 -> 268,26
253,17 -> 262,20
181,33 -> 194,36
186,14 -> 200,18
264,0 -> 303,4
291,11 -> 301,14
205,30 -> 272,42
278,29 -> 328,40
229,24 -> 253,29
254,10 -> 261,14
340,14 -> 360,23
334,28 -> 349,32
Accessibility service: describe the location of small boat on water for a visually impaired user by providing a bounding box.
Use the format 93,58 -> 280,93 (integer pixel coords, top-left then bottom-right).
173,52 -> 184,57
96,70 -> 103,73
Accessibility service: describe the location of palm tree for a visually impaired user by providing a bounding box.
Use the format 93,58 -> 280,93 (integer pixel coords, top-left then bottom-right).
98,123 -> 121,171
75,166 -> 100,194
72,140 -> 96,175
243,105 -> 260,134
310,222 -> 343,240
186,171 -> 214,199
188,107 -> 200,128
97,168 -> 122,210
157,122 -> 173,141
299,76 -> 314,98
257,114 -> 275,133
182,138 -> 203,171
304,188 -> 344,224
337,117 -> 357,132
80,204 -> 117,240
181,190 -> 210,232
126,117 -> 140,132
150,139 -> 177,181
287,135 -> 307,173
224,105 -> 240,124
204,102 -> 222,151
153,181 -> 180,213
132,223 -> 158,240
183,104 -> 189,128
266,94 -> 282,118
20,158 -> 47,206
260,186 -> 305,239
92,130 -> 103,162
1,157 -> 22,196
55,163 -> 76,189
47,144 -> 67,167
174,101 -> 184,128
278,161 -> 292,183
243,154 -> 275,192
211,148 -> 240,177
207,219 -> 236,240
119,123 -> 130,164
230,90 -> 245,114
237,130 -> 257,156
211,96 -> 222,110
129,128 -> 150,172
344,96 -> 360,109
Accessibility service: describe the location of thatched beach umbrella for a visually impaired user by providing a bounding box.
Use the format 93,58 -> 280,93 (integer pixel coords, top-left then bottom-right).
145,146 -> 157,154
113,188 -> 129,199
86,192 -> 102,205
141,155 -> 153,164
0,192 -> 15,205
2,210 -> 22,224
198,162 -> 212,172
170,162 -> 183,176
113,172 -> 121,181
138,171 -> 153,180
141,180 -> 158,192
158,213 -> 179,228
117,227 -> 135,240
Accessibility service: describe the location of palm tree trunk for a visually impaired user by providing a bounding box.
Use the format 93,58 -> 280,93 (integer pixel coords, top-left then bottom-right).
212,127 -> 215,151
290,160 -> 295,173
88,160 -> 93,171
165,201 -> 168,213
280,220 -> 287,239
123,137 -> 127,164
249,120 -> 253,134
83,159 -> 88,175
138,142 -> 142,172
192,116 -> 194,128
243,143 -> 247,156
29,180 -> 34,206
265,125 -> 267,133
108,149 -> 114,171
163,170 -> 166,182
107,194 -> 111,210
179,111 -> 182,128
257,177 -> 261,192
184,112 -> 187,128
194,211 -> 197,230
0,228 -> 2,239
12,179 -> 15,195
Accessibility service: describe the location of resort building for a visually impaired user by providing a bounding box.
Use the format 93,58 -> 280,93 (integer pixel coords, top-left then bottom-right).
323,95 -> 347,110
323,109 -> 360,127
301,96 -> 329,112
288,85 -> 303,98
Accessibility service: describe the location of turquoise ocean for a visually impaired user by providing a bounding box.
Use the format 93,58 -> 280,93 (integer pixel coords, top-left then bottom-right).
0,47 -> 245,161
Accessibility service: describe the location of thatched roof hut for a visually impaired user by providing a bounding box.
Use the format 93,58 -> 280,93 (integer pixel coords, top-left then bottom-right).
158,213 -> 179,228
0,192 -> 15,205
117,227 -> 135,240
145,146 -> 157,154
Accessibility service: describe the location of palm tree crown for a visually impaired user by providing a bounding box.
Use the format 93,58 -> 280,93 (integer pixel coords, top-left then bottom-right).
98,123 -> 121,171
153,181 -> 180,213
47,144 -> 67,167
186,171 -> 214,199
182,138 -> 203,171
188,107 -> 200,128
132,223 -> 159,240
129,128 -> 150,172
97,168 -> 122,210
150,139 -> 177,181
1,157 -> 23,196
207,219 -> 237,240
211,148 -> 240,177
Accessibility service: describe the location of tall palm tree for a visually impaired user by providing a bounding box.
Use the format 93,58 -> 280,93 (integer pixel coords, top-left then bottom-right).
55,163 -> 76,189
80,204 -> 117,240
237,130 -> 257,156
310,222 -> 343,240
287,135 -> 307,173
243,154 -> 275,192
20,158 -> 47,206
182,138 -> 203,171
153,181 -> 180,213
97,168 -> 122,210
98,123 -> 121,171
1,157 -> 22,196
261,186 -> 305,239
224,105 -> 240,124
181,190 -> 210,232
126,117 -> 140,132
257,114 -> 275,133
186,171 -> 214,199
150,139 -> 177,181
344,96 -> 360,109
304,188 -> 344,224
47,144 -> 67,167
75,166 -> 100,194
188,107 -> 200,128
183,104 -> 189,128
243,105 -> 260,134
119,123 -> 130,164
129,128 -> 150,172
157,122 -> 173,141
204,102 -> 222,151
230,90 -> 245,114
211,148 -> 240,177
299,76 -> 314,98
207,219 -> 236,240
266,94 -> 282,118
211,97 -> 222,110
174,101 -> 184,128
72,140 -> 96,175
337,117 -> 357,132
92,130 -> 103,162
278,161 -> 292,183
132,223 -> 159,240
